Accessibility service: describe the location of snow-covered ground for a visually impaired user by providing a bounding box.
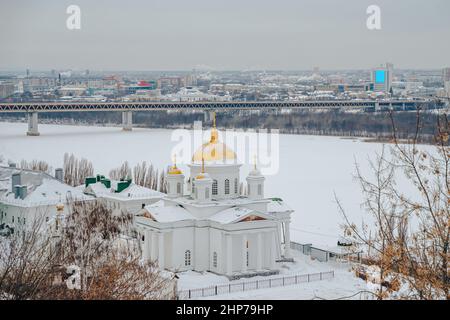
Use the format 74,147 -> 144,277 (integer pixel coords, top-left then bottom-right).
0,121 -> 425,248
176,250 -> 368,300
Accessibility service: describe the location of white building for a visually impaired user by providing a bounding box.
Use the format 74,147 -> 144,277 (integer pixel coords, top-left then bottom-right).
79,175 -> 164,216
0,165 -> 93,234
0,167 -> 164,235
135,117 -> 293,279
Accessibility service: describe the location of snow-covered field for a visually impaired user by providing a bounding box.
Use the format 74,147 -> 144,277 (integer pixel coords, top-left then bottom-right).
0,121 -> 423,248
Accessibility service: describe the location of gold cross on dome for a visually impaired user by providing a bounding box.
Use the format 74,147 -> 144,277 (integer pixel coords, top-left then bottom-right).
172,154 -> 177,166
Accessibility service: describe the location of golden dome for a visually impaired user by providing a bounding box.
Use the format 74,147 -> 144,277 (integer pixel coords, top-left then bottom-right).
168,155 -> 183,175
168,165 -> 183,175
192,127 -> 237,162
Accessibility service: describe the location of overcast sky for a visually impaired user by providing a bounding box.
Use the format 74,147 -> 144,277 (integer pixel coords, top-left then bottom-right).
1,0 -> 449,71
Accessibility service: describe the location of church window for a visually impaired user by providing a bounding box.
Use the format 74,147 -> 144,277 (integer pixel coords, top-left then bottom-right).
234,178 -> 238,194
225,179 -> 230,195
192,179 -> 195,194
258,184 -> 262,196
185,250 -> 191,266
213,252 -> 218,268
141,235 -> 145,242
212,180 -> 218,195
205,187 -> 209,199
177,182 -> 181,194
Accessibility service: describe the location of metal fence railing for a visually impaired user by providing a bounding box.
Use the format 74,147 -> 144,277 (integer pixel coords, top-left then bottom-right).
177,270 -> 334,300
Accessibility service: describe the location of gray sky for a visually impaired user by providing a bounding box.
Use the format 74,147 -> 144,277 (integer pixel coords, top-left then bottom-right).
1,0 -> 449,71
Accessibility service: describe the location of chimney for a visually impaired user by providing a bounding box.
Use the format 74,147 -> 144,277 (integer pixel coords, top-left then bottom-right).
11,172 -> 21,192
19,185 -> 27,200
14,185 -> 27,199
14,185 -> 20,199
55,168 -> 63,182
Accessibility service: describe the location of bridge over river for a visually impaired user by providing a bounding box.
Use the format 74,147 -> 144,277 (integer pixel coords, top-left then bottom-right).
0,99 -> 443,136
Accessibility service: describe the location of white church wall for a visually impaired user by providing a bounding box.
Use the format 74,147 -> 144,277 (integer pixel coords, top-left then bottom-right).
262,231 -> 274,269
189,164 -> 241,200
164,231 -> 173,269
194,226 -> 209,271
247,233 -> 258,270
209,228 -> 223,273
231,235 -> 243,272
171,227 -> 195,271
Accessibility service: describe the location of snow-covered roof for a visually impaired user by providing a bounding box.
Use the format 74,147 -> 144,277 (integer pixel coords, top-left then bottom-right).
266,198 -> 293,214
144,204 -> 195,223
82,181 -> 164,201
139,201 -> 273,225
208,207 -> 255,224
169,195 -> 269,208
0,166 -> 92,207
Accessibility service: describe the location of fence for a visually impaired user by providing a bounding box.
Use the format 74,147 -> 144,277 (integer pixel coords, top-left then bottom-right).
177,270 -> 334,299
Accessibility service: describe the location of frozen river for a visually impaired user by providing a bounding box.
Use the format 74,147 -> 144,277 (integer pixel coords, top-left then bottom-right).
0,121 -> 409,248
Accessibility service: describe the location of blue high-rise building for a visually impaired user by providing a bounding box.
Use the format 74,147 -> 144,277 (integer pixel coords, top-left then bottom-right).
371,63 -> 393,93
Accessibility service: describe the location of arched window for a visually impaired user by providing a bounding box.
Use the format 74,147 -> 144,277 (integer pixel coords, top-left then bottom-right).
234,178 -> 238,194
177,182 -> 181,194
225,179 -> 230,195
213,252 -> 218,268
192,179 -> 195,194
205,187 -> 209,199
185,250 -> 191,266
258,184 -> 262,196
212,180 -> 218,195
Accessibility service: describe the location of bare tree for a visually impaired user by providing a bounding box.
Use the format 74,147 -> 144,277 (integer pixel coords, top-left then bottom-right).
63,153 -> 94,186
337,110 -> 449,300
0,200 -> 175,300
51,250 -> 175,300
109,161 -> 132,181
0,213 -> 61,300
19,159 -> 52,174
133,161 -> 158,189
159,169 -> 167,193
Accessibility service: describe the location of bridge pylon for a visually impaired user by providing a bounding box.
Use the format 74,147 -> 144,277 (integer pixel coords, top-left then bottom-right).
26,112 -> 40,136
122,111 -> 133,131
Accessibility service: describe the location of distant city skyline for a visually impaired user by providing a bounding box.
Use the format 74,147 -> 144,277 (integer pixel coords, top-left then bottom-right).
1,0 -> 449,71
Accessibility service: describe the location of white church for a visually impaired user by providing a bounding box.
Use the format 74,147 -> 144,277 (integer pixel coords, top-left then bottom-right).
135,116 -> 294,279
